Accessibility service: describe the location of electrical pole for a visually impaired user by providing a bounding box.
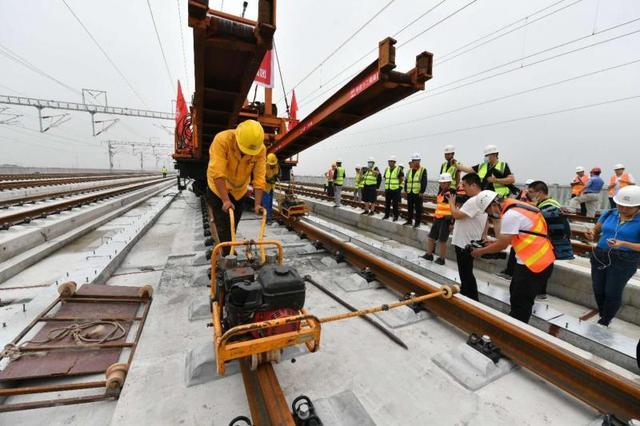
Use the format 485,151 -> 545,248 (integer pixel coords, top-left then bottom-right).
107,141 -> 115,171
139,151 -> 144,171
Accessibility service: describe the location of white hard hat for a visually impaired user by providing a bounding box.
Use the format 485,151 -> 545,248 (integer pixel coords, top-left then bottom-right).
443,145 -> 455,154
614,163 -> 625,170
389,155 -> 397,161
368,157 -> 375,162
525,179 -> 534,185
483,145 -> 499,156
613,185 -> 640,207
336,158 -> 343,163
410,153 -> 421,161
576,166 -> 585,173
477,190 -> 499,211
439,172 -> 452,183
355,164 -> 361,169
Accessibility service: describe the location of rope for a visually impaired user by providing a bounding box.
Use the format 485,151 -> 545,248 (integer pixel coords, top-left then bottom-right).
1,321 -> 126,361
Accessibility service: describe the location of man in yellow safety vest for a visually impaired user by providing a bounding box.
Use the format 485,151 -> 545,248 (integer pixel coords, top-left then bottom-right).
333,159 -> 346,208
422,172 -> 455,265
354,165 -> 364,203
458,145 -> 515,197
382,155 -> 404,221
403,153 -> 427,228
440,145 -> 460,189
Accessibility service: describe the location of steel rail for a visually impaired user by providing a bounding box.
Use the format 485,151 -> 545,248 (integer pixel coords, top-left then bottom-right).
281,183 -> 600,257
0,175 -> 162,208
281,216 -> 640,421
0,173 -> 159,191
0,177 -> 173,228
0,172 -> 146,181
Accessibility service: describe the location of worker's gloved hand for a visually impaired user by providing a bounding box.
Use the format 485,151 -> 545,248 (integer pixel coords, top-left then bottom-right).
254,204 -> 264,215
222,200 -> 234,213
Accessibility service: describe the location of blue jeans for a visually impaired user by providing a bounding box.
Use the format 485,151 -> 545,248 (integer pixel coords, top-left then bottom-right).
590,248 -> 640,325
262,190 -> 273,221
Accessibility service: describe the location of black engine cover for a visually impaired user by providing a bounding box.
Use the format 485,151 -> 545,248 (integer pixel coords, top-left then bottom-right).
257,265 -> 306,310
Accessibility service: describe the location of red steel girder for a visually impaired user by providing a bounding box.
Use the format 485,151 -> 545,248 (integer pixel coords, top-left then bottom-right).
269,37 -> 433,160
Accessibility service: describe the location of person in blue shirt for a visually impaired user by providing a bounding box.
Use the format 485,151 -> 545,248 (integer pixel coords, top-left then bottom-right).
568,167 -> 604,217
585,185 -> 640,326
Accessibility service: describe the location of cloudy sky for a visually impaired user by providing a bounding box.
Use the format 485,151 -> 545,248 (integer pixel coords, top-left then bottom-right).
1,0 -> 639,184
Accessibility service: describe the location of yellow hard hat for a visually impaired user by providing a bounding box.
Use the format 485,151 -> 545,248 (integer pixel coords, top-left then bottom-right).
267,153 -> 278,166
235,120 -> 264,156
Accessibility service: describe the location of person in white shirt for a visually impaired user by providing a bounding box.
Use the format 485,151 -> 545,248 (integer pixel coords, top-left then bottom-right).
448,173 -> 489,300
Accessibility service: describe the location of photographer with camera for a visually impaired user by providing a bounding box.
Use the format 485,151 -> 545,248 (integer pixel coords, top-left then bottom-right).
448,173 -> 489,301
471,191 -> 556,324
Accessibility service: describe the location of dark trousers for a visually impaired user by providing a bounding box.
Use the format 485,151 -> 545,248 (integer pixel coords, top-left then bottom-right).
503,248 -> 516,276
384,189 -> 401,218
590,248 -> 639,325
455,246 -> 479,301
406,193 -> 423,225
509,263 -> 554,323
206,188 -> 245,256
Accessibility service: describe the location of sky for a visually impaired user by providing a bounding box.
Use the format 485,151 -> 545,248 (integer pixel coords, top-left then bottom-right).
0,0 -> 639,183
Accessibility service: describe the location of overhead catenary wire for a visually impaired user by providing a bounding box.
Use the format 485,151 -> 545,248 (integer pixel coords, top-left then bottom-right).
329,94 -> 640,151
294,0 -> 453,108
387,17 -> 640,111
281,0 -> 396,103
342,57 -> 640,137
273,41 -> 290,117
0,44 -> 80,96
436,0 -> 586,65
298,0 -> 481,109
437,0 -> 569,61
176,0 -> 191,95
61,0 -> 149,108
147,0 -> 176,94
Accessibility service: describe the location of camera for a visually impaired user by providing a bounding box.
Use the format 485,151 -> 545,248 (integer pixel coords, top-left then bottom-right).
463,240 -> 507,260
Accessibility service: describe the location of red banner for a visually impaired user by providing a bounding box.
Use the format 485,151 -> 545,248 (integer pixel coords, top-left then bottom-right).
255,50 -> 274,88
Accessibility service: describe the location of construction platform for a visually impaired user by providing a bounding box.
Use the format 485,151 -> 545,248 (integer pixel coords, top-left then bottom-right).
1,187 -> 638,425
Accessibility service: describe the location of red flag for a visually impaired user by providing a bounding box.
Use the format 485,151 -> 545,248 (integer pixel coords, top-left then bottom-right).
255,50 -> 274,88
289,90 -> 299,130
175,81 -> 192,152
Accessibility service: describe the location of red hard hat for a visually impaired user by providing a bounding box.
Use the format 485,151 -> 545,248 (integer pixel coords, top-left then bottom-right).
591,167 -> 601,173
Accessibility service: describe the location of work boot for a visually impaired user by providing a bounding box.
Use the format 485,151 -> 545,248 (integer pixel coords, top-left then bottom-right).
421,253 -> 434,261
382,215 -> 390,220
403,220 -> 412,226
435,257 -> 445,265
392,216 -> 398,222
597,317 -> 610,327
413,222 -> 420,228
368,211 -> 375,216
361,210 -> 369,215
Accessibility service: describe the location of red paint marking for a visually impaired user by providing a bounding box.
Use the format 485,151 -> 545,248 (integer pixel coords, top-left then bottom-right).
579,309 -> 599,321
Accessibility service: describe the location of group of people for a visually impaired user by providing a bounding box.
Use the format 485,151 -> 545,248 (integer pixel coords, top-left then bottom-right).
202,119 -> 639,329
323,144 -> 639,327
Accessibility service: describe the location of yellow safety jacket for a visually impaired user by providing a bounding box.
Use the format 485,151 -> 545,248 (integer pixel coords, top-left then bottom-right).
335,166 -> 345,185
363,167 -> 378,186
207,129 -> 266,200
265,164 -> 279,192
478,161 -> 509,197
440,161 -> 458,187
384,166 -> 401,191
355,172 -> 364,189
406,167 -> 425,194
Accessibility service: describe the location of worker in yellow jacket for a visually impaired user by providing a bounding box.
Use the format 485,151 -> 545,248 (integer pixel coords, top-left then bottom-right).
263,153 -> 279,224
206,120 -> 266,254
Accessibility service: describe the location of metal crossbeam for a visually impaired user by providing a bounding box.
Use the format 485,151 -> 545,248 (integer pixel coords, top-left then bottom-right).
0,95 -> 173,119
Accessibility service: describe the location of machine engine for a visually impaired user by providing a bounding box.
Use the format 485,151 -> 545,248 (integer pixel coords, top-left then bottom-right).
222,264 -> 306,338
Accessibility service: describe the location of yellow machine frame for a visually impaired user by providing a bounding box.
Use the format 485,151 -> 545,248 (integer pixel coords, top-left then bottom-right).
209,210 -> 321,375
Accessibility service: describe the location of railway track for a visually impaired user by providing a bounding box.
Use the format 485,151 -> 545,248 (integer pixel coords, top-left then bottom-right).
0,177 -> 173,229
281,182 -> 597,256
0,175 -> 164,209
275,211 -> 640,421
0,171 -> 143,181
0,173 -> 159,191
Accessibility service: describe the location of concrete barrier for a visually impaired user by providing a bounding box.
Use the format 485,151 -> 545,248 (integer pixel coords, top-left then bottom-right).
300,196 -> 640,326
